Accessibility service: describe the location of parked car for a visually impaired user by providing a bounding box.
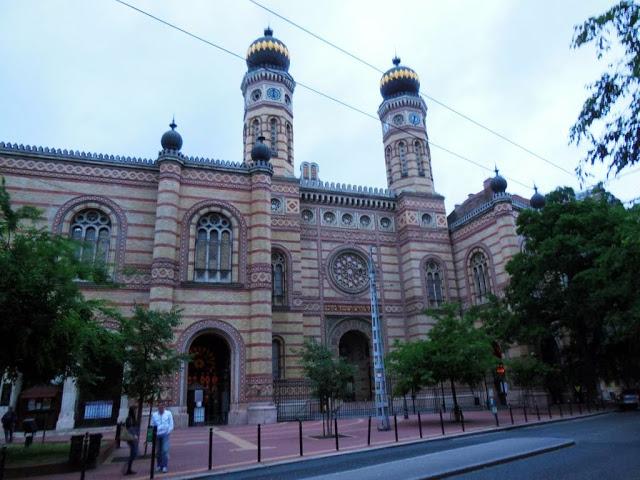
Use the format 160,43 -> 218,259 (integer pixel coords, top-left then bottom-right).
618,390 -> 639,410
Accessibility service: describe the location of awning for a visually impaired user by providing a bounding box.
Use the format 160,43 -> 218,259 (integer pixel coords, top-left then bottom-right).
19,385 -> 61,399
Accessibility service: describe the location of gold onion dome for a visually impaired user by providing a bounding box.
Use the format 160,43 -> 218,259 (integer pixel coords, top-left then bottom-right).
380,56 -> 420,99
246,27 -> 290,72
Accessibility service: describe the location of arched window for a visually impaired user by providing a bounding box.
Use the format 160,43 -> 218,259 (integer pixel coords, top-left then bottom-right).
385,146 -> 392,183
194,213 -> 232,283
272,337 -> 284,380
470,251 -> 491,303
271,250 -> 287,306
398,142 -> 408,177
70,209 -> 111,266
252,118 -> 261,143
415,141 -> 425,176
286,122 -> 293,164
270,118 -> 278,157
425,260 -> 444,308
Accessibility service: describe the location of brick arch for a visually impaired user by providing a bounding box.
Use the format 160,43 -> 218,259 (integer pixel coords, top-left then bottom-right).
420,254 -> 450,308
465,243 -> 496,305
271,243 -> 293,307
179,200 -> 248,285
52,195 -> 128,278
174,319 -> 247,405
328,317 -> 371,355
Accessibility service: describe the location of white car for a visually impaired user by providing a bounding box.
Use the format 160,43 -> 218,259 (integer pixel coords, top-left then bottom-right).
619,390 -> 639,410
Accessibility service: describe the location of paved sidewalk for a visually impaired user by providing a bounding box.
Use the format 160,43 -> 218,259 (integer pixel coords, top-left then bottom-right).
18,406 -> 609,480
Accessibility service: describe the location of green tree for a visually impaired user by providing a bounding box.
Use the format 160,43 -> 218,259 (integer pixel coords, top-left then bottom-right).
120,305 -> 188,425
570,1 -> 640,176
386,339 -> 433,398
299,340 -> 355,435
427,304 -> 498,420
506,355 -> 553,406
504,186 -> 640,398
0,178 -> 116,386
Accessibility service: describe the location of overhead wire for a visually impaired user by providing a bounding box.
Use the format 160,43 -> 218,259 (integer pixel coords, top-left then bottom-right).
113,0 -> 538,190
247,0 -> 577,178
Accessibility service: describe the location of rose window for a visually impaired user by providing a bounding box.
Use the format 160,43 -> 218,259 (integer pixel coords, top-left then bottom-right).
330,251 -> 369,293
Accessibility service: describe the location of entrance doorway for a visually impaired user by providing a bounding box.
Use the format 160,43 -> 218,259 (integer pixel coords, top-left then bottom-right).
187,333 -> 230,426
338,330 -> 372,401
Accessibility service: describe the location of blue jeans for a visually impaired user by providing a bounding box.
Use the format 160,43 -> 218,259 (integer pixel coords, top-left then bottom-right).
126,440 -> 138,473
156,434 -> 170,469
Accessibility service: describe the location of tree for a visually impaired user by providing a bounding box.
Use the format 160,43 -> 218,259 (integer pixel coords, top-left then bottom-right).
386,340 -> 433,397
299,340 -> 355,435
0,178 -> 116,386
426,304 -> 498,420
120,305 -> 188,425
570,1 -> 640,176
504,186 -> 640,398
506,355 -> 554,407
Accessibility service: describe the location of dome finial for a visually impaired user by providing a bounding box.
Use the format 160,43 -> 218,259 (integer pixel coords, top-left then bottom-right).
392,55 -> 401,66
251,135 -> 271,162
170,116 -> 176,130
161,117 -> 182,151
490,165 -> 508,193
530,183 -> 545,209
264,26 -> 273,37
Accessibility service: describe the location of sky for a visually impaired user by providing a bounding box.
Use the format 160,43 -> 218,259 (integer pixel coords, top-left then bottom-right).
0,0 -> 636,212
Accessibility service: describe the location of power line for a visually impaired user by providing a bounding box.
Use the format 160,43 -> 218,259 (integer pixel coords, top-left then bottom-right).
112,0 -> 539,191
248,0 -> 577,179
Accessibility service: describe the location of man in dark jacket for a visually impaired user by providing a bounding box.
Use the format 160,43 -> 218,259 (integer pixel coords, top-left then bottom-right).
2,406 -> 17,443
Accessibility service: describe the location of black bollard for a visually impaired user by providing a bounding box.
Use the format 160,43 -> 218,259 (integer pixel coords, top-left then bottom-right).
418,412 -> 423,439
149,426 -> 157,479
1,445 -> 7,480
208,427 -> 213,470
536,404 -> 541,421
80,432 -> 89,480
257,424 -> 261,463
494,411 -> 500,427
548,404 -> 552,419
393,415 -> 398,442
578,402 -> 583,415
460,410 -> 465,432
41,429 -> 46,445
334,417 -> 339,451
298,420 -> 303,457
523,406 -> 528,423
509,405 -> 514,425
568,402 -> 573,416
439,409 -> 445,435
367,416 -> 372,446
558,403 -> 563,418
115,423 -> 121,449
586,401 -> 591,413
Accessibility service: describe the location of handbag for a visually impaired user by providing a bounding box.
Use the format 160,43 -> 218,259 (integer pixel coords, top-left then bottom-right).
120,424 -> 135,442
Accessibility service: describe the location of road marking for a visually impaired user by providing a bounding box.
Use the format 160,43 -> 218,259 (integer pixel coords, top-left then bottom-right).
213,428 -> 257,450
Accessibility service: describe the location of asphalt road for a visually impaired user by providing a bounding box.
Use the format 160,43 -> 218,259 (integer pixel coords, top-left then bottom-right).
197,412 -> 640,480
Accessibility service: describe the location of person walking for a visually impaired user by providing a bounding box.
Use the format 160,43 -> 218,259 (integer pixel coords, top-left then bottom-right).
123,407 -> 139,475
2,407 -> 17,443
151,404 -> 174,473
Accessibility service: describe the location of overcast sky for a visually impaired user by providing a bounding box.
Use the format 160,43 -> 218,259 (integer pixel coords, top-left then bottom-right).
0,0 -> 635,211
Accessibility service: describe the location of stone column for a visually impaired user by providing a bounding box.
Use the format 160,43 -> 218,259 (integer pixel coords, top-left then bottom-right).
55,377 -> 78,430
246,161 -> 277,424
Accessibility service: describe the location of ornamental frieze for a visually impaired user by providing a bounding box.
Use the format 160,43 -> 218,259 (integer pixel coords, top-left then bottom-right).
324,303 -> 371,314
181,169 -> 251,189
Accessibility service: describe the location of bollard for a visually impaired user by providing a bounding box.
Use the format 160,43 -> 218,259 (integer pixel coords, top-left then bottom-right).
460,410 -> 465,432
578,402 -> 583,415
586,401 -> 591,413
298,420 -> 303,457
558,403 -> 563,418
568,402 -> 573,416
548,404 -> 552,419
115,423 -> 121,449
1,445 -> 7,480
535,404 -> 541,421
523,405 -> 528,423
367,416 -> 372,446
418,412 -> 423,439
334,418 -> 339,451
149,426 -> 157,479
208,427 -> 213,470
439,409 -> 445,435
494,411 -> 500,427
257,424 -> 261,463
80,432 -> 89,480
41,429 -> 46,445
509,405 -> 514,425
393,415 -> 398,442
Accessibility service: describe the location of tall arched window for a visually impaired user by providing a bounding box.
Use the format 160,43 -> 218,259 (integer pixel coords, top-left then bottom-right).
385,146 -> 392,183
70,209 -> 111,266
252,118 -> 261,144
415,141 -> 425,176
272,337 -> 284,380
286,122 -> 293,164
470,251 -> 491,303
194,213 -> 232,283
270,118 -> 278,157
425,260 -> 444,307
271,250 -> 287,306
398,142 -> 408,177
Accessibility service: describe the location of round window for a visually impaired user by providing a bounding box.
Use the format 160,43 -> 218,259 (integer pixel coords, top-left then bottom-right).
329,250 -> 370,294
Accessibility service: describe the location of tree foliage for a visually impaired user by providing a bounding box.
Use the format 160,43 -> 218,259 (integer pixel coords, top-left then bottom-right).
386,340 -> 433,397
570,0 -> 640,176
504,186 -> 640,394
0,177 -> 117,386
120,305 -> 188,423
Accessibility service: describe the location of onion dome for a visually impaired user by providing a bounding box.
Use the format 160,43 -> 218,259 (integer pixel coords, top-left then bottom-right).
490,167 -> 508,193
246,27 -> 290,72
251,136 -> 271,162
160,119 -> 182,151
380,56 -> 420,100
530,185 -> 546,209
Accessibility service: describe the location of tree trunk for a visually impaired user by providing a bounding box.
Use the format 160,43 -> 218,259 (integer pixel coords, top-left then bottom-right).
450,378 -> 461,422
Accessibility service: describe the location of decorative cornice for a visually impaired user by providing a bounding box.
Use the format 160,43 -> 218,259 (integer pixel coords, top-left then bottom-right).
241,68 -> 296,94
377,94 -> 427,118
448,192 -> 527,232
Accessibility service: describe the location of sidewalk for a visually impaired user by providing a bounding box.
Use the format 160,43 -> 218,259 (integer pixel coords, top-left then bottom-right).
12,406 -> 611,480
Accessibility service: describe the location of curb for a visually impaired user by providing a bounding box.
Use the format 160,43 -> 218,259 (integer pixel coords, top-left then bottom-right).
178,410 -> 612,480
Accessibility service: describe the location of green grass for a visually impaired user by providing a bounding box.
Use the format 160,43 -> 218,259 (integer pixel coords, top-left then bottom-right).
3,441 -> 69,467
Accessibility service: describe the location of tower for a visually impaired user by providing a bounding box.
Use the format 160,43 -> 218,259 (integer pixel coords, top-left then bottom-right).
378,57 -> 434,194
241,28 -> 295,177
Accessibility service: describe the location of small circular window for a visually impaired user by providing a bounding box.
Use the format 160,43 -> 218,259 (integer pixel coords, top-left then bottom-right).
360,215 -> 371,227
301,209 -> 314,222
342,213 -> 353,225
251,89 -> 262,101
323,211 -> 336,224
421,213 -> 432,226
271,198 -> 282,212
380,217 -> 392,229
